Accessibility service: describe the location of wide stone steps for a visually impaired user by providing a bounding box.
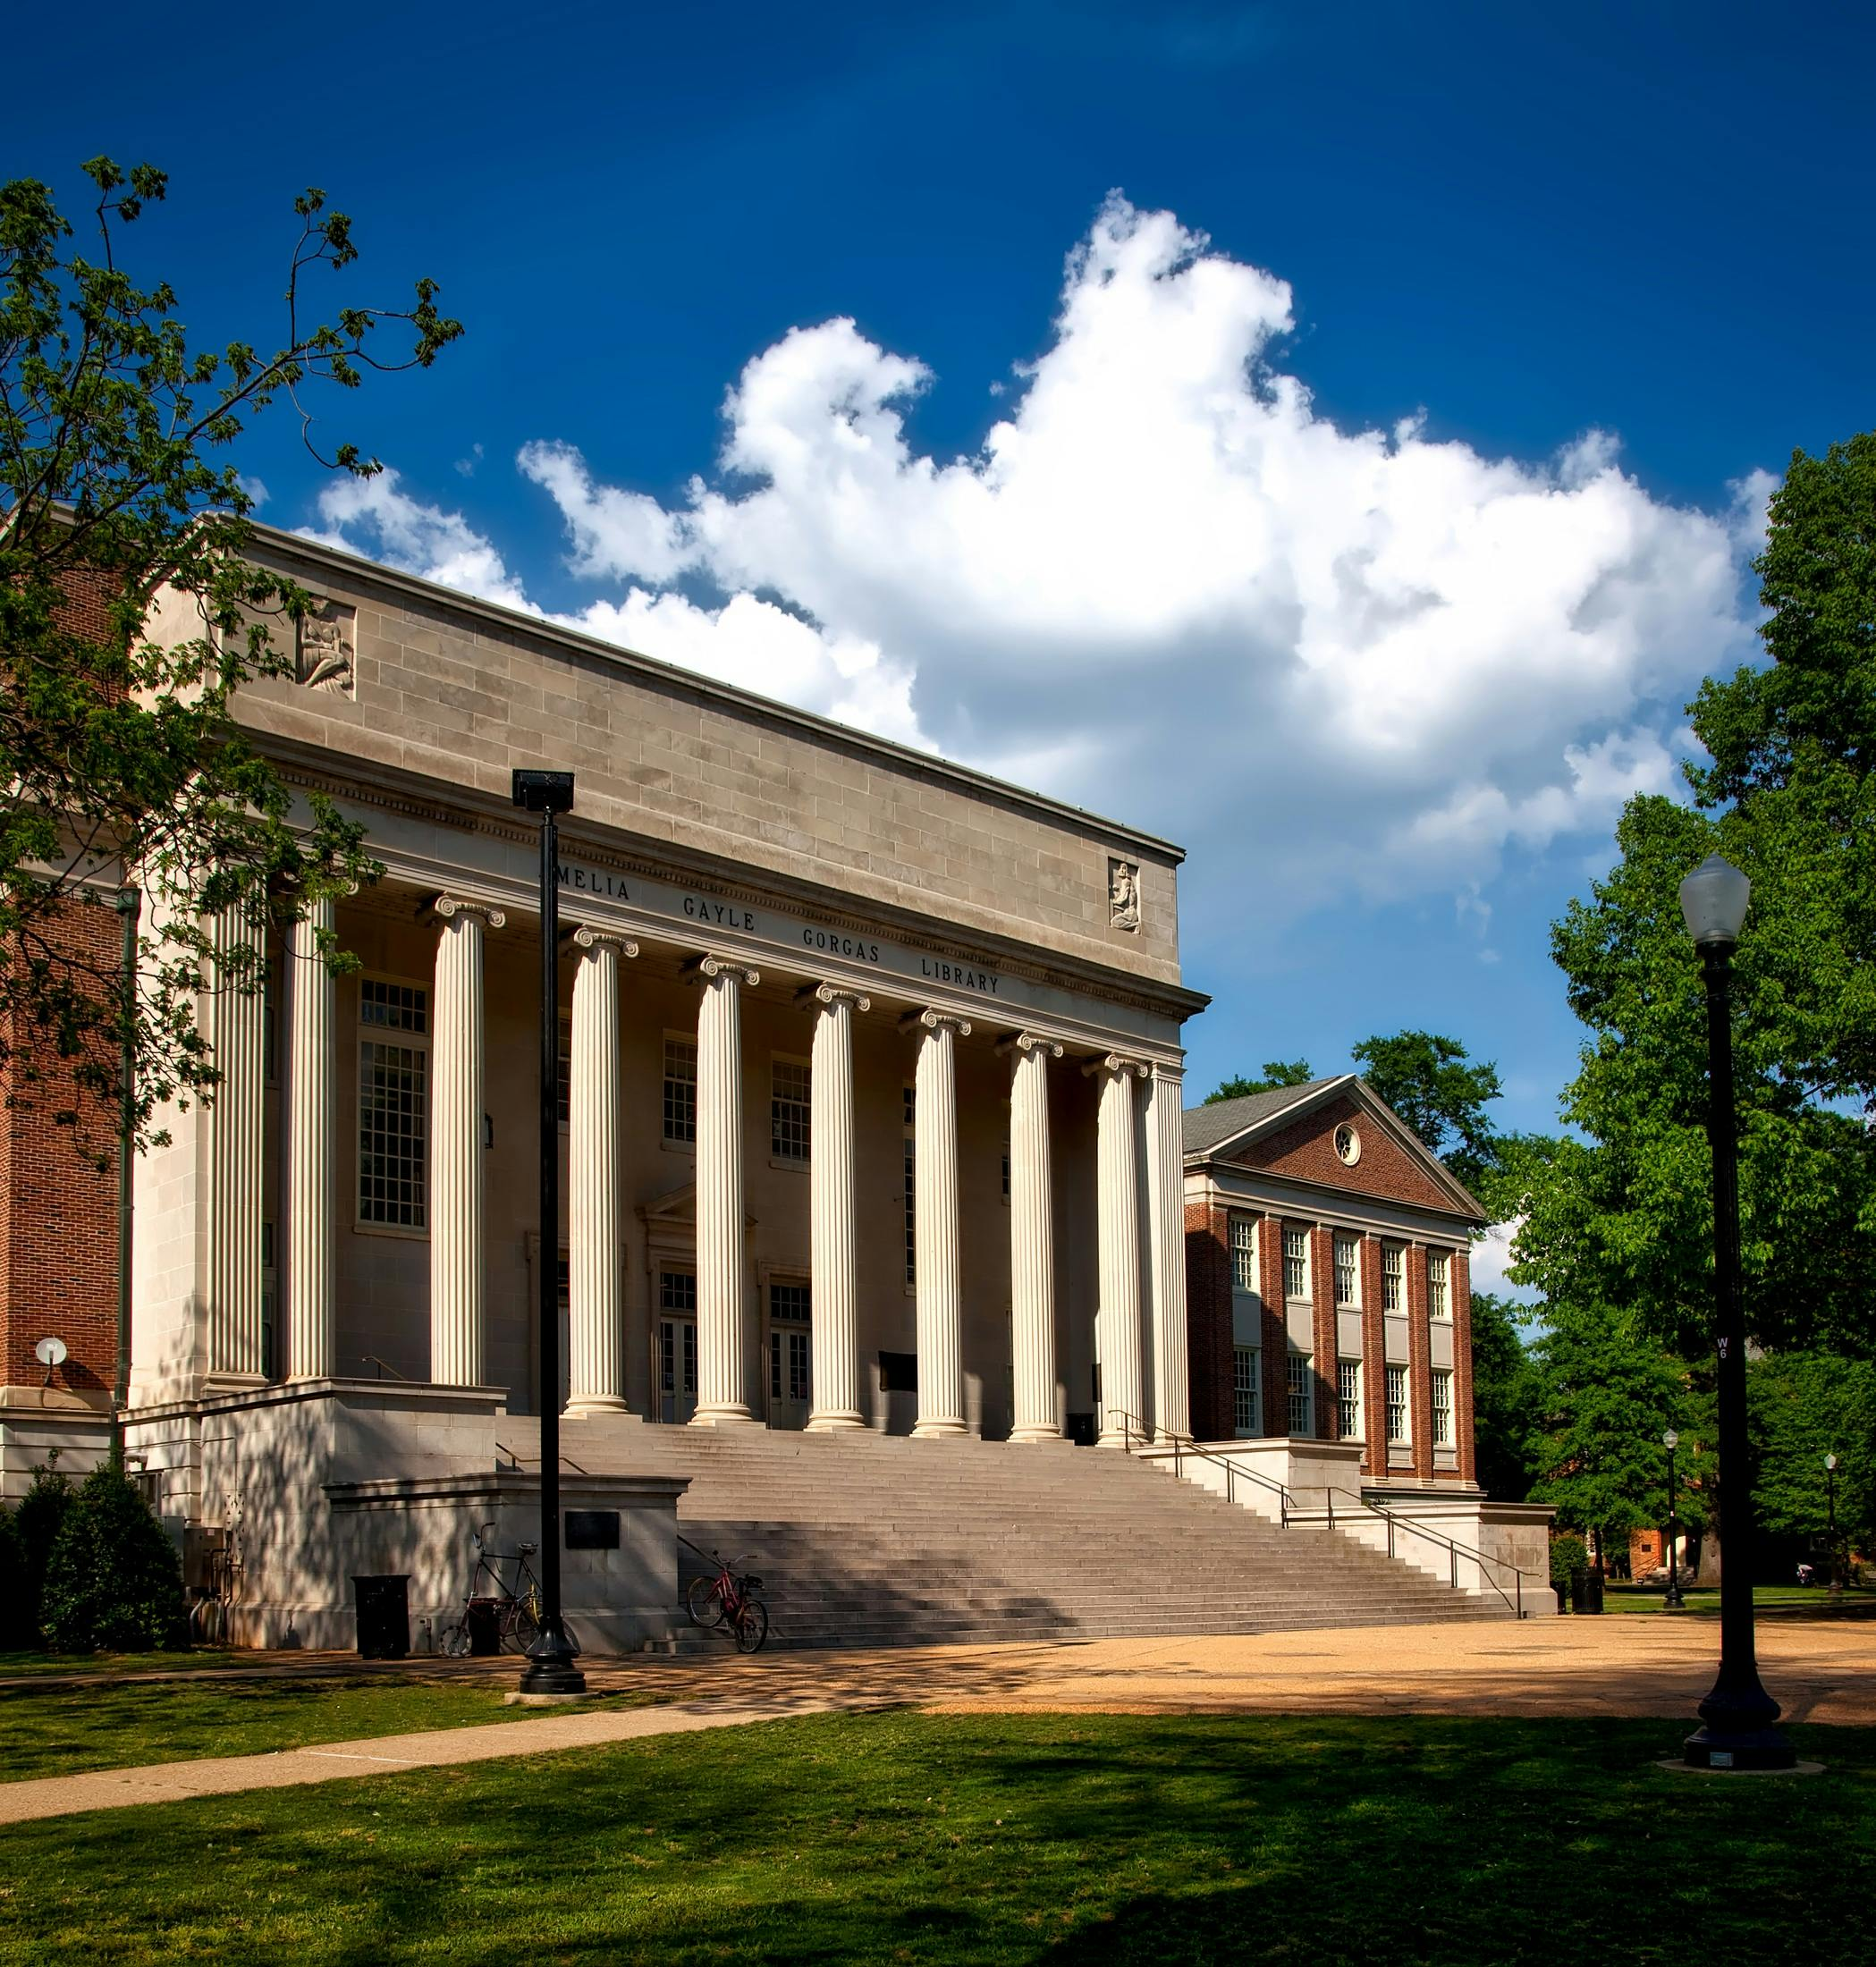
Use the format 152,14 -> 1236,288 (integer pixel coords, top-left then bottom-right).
548,1422 -> 1513,1650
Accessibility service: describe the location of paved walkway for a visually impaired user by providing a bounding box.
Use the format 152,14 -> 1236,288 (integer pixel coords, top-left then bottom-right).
3,1615 -> 1869,1826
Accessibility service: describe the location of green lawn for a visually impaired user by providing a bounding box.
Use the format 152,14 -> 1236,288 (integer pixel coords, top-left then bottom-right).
0,1676 -> 654,1781
0,1648 -> 218,1680
1602,1583 -> 1876,1615
0,1712 -> 1869,1965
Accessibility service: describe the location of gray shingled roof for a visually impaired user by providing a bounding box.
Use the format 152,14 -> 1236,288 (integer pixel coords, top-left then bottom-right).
1181,1077 -> 1345,1157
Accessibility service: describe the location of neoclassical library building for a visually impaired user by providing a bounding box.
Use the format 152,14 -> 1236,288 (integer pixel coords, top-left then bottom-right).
0,527 -> 1545,1650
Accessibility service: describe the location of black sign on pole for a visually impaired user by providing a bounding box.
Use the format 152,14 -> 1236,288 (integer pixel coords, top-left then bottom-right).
512,768 -> 585,1696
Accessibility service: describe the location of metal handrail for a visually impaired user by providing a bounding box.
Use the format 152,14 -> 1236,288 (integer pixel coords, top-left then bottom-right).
1106,1406 -> 1530,1619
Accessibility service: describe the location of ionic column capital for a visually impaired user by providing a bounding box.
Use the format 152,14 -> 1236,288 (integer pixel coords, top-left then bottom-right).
901,1007 -> 971,1038
799,981 -> 871,1014
685,953 -> 759,987
434,895 -> 507,930
572,924 -> 639,958
996,1030 -> 1063,1059
1083,1051 -> 1150,1079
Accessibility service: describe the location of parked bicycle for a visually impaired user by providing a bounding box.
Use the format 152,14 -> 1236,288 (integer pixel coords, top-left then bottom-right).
685,1548 -> 770,1652
439,1521 -> 545,1656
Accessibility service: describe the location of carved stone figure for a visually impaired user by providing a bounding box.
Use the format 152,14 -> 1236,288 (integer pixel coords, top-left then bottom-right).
1108,857 -> 1141,932
296,599 -> 356,695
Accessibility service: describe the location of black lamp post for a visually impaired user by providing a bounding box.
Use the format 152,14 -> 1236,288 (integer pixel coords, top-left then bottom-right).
1824,1453 -> 1840,1598
1662,1429 -> 1686,1612
1677,852 -> 1792,1769
512,768 -> 585,1696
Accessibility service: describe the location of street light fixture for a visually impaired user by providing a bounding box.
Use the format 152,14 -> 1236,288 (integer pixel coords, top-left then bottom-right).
1662,1430 -> 1686,1612
1676,852 -> 1793,1769
512,768 -> 585,1697
1824,1453 -> 1841,1598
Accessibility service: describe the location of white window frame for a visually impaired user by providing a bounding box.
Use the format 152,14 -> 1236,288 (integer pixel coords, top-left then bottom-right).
662,1032 -> 697,1147
1386,1363 -> 1411,1445
356,974 -> 429,1234
770,1053 -> 811,1167
1285,1351 -> 1314,1436
901,1083 -> 916,1290
1282,1224 -> 1310,1303
767,1276 -> 813,1406
1229,1213 -> 1258,1296
1428,1248 -> 1451,1320
1338,1357 -> 1363,1440
1382,1243 -> 1405,1313
1232,1346 -> 1262,1439
1432,1368 -> 1454,1447
1333,1232 -> 1360,1308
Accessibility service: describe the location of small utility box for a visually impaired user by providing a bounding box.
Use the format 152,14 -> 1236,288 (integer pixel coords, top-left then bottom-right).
352,1574 -> 410,1659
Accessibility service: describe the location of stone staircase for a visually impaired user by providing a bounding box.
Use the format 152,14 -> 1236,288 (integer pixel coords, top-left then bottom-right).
555,1422 -> 1516,1650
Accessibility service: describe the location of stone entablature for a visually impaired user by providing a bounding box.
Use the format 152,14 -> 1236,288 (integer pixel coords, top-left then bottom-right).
205,525 -> 1189,990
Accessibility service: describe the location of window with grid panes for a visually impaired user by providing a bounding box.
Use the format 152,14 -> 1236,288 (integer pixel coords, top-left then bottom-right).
1338,1358 -> 1362,1439
358,979 -> 427,1228
1282,1225 -> 1309,1301
1386,1363 -> 1410,1442
663,1035 -> 697,1144
1333,1232 -> 1359,1306
557,1013 -> 571,1126
902,1085 -> 916,1286
1428,1248 -> 1450,1319
1232,1347 -> 1261,1436
771,1058 -> 811,1162
1286,1352 -> 1314,1434
769,1280 -> 811,1403
1229,1214 -> 1257,1293
1432,1368 -> 1453,1446
1382,1242 -> 1405,1313
659,1270 -> 697,1314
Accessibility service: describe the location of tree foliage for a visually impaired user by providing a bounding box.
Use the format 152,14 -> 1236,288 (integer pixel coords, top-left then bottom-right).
1506,433 -> 1876,1360
1,158 -> 461,1158
1349,1030 -> 1502,1195
1466,1291 -> 1540,1502
1745,1351 -> 1876,1551
38,1457 -> 185,1651
1201,1059 -> 1314,1104
11,1457 -> 73,1635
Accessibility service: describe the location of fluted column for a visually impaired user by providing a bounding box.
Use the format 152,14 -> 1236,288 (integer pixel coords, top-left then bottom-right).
285,896 -> 336,1380
805,984 -> 869,1431
1003,1031 -> 1062,1442
203,901 -> 266,1383
692,956 -> 760,1425
1145,1063 -> 1190,1440
908,1009 -> 970,1437
1089,1054 -> 1149,1445
430,896 -> 503,1387
567,926 -> 638,1415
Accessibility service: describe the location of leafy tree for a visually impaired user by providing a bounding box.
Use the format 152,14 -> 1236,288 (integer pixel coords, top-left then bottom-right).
1522,1298 -> 1707,1566
0,1505 -> 31,1649
1746,1351 -> 1876,1554
1466,1291 -> 1540,1502
38,1456 -> 185,1651
11,1457 -> 73,1634
1,158 -> 461,1160
1349,1030 -> 1502,1193
1202,1059 -> 1314,1104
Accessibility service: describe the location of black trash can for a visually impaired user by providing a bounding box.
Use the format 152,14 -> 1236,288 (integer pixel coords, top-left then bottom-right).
353,1574 -> 410,1659
465,1595 -> 504,1657
1568,1566 -> 1604,1615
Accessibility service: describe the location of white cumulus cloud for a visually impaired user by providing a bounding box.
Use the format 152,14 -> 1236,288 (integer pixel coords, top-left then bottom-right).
310,193 -> 1763,958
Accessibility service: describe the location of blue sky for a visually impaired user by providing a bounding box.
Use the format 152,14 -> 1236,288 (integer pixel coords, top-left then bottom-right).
10,3 -> 1872,1219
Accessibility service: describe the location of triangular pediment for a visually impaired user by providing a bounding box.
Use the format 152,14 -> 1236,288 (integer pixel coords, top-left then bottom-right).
637,1179 -> 757,1231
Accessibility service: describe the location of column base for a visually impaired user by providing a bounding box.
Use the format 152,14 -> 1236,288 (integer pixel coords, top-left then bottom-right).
804,1411 -> 867,1432
1009,1423 -> 1067,1444
564,1397 -> 638,1421
689,1404 -> 759,1427
912,1418 -> 969,1439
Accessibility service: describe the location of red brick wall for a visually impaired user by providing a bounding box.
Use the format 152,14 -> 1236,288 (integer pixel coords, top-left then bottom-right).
1407,1243 -> 1433,1482
1360,1236 -> 1385,1477
1451,1243 -> 1476,1484
1227,1093 -> 1455,1214
1183,1196 -> 1234,1441
1256,1216 -> 1284,1435
1310,1223 -> 1337,1439
1,899 -> 123,1395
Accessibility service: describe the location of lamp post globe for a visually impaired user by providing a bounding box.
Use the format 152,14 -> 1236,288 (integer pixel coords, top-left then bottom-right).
1824,1455 -> 1841,1597
1677,852 -> 1793,1769
1661,1430 -> 1685,1612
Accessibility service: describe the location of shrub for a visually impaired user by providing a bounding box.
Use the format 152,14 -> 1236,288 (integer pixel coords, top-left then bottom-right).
12,1459 -> 74,1639
1549,1532 -> 1590,1591
0,1507 -> 31,1649
39,1460 -> 186,1652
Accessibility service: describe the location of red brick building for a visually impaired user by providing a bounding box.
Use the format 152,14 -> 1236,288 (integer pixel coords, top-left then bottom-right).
1183,1075 -> 1482,1491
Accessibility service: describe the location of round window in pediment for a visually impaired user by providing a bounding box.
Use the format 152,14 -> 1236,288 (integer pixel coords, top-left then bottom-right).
1333,1122 -> 1362,1167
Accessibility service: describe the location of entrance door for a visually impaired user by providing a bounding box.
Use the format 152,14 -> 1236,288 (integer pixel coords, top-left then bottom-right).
767,1279 -> 811,1430
657,1268 -> 698,1424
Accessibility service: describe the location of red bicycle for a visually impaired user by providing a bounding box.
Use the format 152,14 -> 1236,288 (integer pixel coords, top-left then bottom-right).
685,1549 -> 770,1652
